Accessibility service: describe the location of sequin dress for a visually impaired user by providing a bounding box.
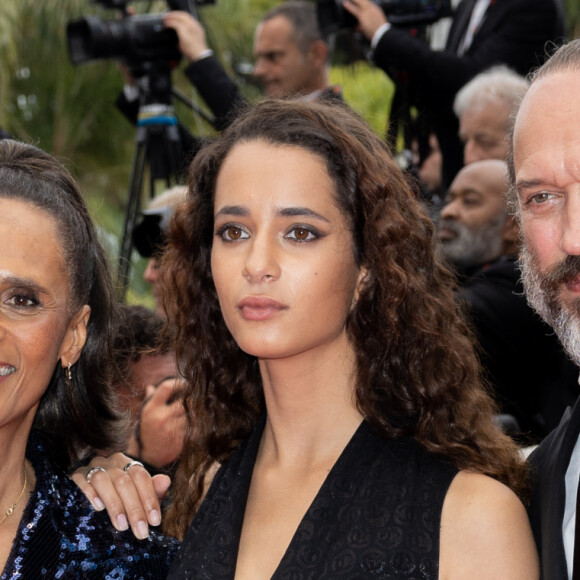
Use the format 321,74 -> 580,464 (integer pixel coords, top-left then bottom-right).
168,417 -> 459,579
1,433 -> 179,579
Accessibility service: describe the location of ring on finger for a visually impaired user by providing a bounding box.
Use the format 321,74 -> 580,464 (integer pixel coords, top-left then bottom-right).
85,466 -> 107,485
123,460 -> 145,474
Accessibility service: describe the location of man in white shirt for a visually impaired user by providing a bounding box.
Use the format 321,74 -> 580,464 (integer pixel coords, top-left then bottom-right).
343,0 -> 564,187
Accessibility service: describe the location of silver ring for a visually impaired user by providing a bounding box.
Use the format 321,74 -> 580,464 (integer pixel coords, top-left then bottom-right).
123,460 -> 144,474
85,466 -> 107,485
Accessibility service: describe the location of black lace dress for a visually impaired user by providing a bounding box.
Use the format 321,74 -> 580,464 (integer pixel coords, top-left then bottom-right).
168,417 -> 458,579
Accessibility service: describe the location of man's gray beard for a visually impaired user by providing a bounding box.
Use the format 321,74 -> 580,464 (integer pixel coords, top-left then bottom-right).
520,243 -> 580,366
438,216 -> 506,269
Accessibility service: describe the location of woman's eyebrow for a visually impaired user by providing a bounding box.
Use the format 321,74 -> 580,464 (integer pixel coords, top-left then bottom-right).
215,205 -> 330,222
214,205 -> 249,218
0,272 -> 47,294
277,207 -> 329,222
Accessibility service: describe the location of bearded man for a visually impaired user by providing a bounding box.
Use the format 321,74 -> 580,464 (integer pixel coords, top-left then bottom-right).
438,160 -> 516,273
510,39 -> 580,579
437,160 -> 577,441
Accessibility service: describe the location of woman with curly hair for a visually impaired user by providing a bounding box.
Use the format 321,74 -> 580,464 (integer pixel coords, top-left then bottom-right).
153,98 -> 536,578
75,98 -> 536,577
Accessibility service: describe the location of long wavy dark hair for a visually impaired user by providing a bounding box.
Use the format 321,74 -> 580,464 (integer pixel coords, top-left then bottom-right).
162,99 -> 527,538
0,140 -> 124,471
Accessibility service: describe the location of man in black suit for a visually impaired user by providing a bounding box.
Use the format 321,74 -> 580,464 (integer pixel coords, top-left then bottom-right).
509,39 -> 580,579
343,0 -> 565,187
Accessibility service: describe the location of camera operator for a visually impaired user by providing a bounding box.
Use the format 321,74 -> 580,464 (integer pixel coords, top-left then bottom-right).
159,10 -> 246,130
114,12 -> 245,147
117,1 -> 342,135
343,0 -> 565,187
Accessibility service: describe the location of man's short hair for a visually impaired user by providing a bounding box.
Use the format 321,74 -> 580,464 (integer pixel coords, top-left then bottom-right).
529,39 -> 580,82
114,304 -> 173,366
454,65 -> 529,118
261,1 -> 323,55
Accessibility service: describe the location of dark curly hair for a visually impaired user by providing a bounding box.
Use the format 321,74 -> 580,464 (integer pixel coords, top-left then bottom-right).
162,99 -> 527,539
0,139 -> 125,471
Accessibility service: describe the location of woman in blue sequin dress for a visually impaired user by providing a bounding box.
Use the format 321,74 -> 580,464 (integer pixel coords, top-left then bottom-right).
0,140 -> 178,579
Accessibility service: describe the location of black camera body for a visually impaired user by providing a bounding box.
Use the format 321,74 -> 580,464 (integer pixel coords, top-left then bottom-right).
317,0 -> 452,35
67,14 -> 181,65
67,0 -> 216,66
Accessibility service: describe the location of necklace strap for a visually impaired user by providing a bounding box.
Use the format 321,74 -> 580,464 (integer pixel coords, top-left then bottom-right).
0,467 -> 27,526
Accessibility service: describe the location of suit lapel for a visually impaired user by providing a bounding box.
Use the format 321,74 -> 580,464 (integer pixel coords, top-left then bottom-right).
541,399 -> 580,578
446,0 -> 477,53
465,0 -> 503,53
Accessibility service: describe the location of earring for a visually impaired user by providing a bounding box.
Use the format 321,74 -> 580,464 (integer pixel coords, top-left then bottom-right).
65,362 -> 72,383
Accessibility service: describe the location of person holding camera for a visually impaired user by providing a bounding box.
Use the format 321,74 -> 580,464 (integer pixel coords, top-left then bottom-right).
343,0 -> 565,188
170,1 -> 340,102
117,1 -> 342,137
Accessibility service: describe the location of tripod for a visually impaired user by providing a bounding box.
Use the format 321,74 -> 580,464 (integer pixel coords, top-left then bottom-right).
116,61 -> 208,298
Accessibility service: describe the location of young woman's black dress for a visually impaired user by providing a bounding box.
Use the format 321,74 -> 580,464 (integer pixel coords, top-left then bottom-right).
168,416 -> 458,579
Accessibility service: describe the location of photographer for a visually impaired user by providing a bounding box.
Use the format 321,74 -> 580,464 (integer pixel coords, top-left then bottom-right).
162,11 -> 245,129
114,13 -> 244,151
117,2 -> 341,135
343,0 -> 565,186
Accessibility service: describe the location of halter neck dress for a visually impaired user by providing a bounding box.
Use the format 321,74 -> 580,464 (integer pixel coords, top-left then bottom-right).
168,416 -> 458,579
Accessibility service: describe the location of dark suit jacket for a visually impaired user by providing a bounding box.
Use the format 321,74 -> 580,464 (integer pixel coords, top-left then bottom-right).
458,255 -> 578,440
373,0 -> 565,185
183,55 -> 247,130
529,397 -> 580,579
182,56 -> 344,128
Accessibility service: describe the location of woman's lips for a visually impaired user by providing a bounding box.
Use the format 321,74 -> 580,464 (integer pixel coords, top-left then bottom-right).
237,296 -> 287,321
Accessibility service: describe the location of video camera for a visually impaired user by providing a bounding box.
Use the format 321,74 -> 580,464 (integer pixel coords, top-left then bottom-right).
67,0 -> 216,66
317,0 -> 452,36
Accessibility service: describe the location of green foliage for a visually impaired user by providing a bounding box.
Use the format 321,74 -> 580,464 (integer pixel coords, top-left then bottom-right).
0,0 -> 170,303
0,0 -> 137,264
564,0 -> 580,38
330,63 -> 395,139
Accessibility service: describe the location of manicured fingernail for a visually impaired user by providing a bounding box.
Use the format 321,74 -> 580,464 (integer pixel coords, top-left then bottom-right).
136,520 -> 150,539
93,497 -> 105,511
116,514 -> 129,531
149,509 -> 161,526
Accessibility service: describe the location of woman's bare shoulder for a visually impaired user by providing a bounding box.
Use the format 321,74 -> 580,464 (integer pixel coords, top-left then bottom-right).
438,471 -> 538,580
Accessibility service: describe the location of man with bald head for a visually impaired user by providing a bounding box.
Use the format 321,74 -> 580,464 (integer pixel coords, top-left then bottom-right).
438,159 -> 517,272
437,160 -> 578,440
510,39 -> 580,578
